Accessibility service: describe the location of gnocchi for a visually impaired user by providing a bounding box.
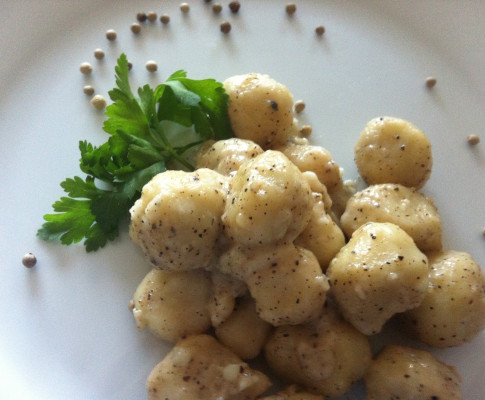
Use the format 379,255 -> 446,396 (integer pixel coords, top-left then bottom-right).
128,73 -> 484,399
401,250 -> 485,347
354,116 -> 432,188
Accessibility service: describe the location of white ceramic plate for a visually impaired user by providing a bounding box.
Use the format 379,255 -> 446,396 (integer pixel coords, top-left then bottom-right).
1,1 -> 484,399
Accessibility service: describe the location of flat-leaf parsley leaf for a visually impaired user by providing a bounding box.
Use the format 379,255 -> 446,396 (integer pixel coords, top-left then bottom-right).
38,53 -> 233,252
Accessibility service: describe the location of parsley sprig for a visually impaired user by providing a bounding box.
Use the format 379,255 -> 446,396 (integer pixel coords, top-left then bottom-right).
38,53 -> 233,252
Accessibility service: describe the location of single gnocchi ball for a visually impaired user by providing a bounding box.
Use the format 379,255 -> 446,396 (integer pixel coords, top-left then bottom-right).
219,244 -> 329,326
129,169 -> 228,270
354,117 -> 433,188
294,195 -> 345,271
222,150 -> 313,247
224,73 -> 295,148
147,334 -> 271,400
195,138 -> 264,176
340,183 -> 442,252
275,142 -> 343,193
215,296 -> 273,360
264,308 -> 372,397
365,345 -> 462,400
326,222 -> 429,335
402,250 -> 485,347
132,269 -> 212,342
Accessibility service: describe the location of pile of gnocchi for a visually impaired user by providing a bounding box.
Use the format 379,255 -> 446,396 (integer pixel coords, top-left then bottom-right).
129,73 -> 485,399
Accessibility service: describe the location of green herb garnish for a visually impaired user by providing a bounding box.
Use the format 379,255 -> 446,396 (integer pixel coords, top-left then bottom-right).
37,53 -> 233,252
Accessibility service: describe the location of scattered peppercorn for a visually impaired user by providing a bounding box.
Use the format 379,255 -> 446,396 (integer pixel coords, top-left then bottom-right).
212,3 -> 223,14
91,94 -> 107,110
315,25 -> 325,36
83,85 -> 95,95
426,76 -> 437,88
294,100 -> 306,113
146,60 -> 158,72
160,14 -> 170,24
93,49 -> 105,60
220,21 -> 232,34
131,22 -> 141,34
80,62 -> 93,74
147,11 -> 157,22
286,3 -> 297,16
137,12 -> 147,22
229,1 -> 241,13
127,61 -> 133,70
180,3 -> 190,13
467,134 -> 480,146
22,253 -> 37,268
106,29 -> 117,41
300,125 -> 312,136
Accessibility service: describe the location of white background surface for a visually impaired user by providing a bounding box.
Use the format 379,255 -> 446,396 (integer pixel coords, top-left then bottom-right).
1,1 -> 484,399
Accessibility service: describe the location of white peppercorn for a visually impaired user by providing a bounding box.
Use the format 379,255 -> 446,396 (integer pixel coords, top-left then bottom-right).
80,62 -> 92,74
294,100 -> 306,113
467,134 -> 480,146
93,48 -> 104,60
146,60 -> 158,72
315,25 -> 325,36
220,21 -> 231,34
180,3 -> 190,13
131,22 -> 141,34
286,3 -> 296,16
300,125 -> 312,136
229,1 -> 241,13
426,76 -> 437,88
22,253 -> 37,268
160,14 -> 170,24
137,12 -> 147,23
147,11 -> 157,22
83,85 -> 95,95
212,3 -> 222,14
91,94 -> 107,110
106,29 -> 117,41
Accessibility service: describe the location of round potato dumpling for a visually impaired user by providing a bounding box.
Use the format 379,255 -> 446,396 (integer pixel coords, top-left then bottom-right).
132,269 -> 212,342
195,138 -> 264,176
147,334 -> 271,400
402,250 -> 485,347
219,244 -> 329,326
295,196 -> 345,271
224,73 -> 295,148
340,183 -> 442,252
129,169 -> 228,270
326,222 -> 429,335
222,150 -> 313,247
275,142 -> 343,193
365,345 -> 462,400
264,309 -> 372,397
354,117 -> 432,188
215,296 -> 273,360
